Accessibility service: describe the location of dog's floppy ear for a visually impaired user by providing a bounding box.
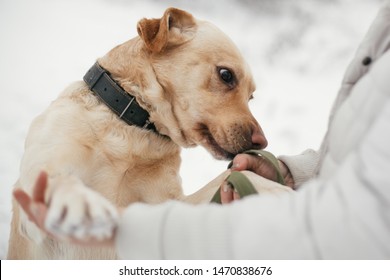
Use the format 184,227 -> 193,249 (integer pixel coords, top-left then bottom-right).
137,7 -> 197,53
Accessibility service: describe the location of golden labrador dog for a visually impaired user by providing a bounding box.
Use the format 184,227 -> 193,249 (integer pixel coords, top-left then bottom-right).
7,7 -> 275,259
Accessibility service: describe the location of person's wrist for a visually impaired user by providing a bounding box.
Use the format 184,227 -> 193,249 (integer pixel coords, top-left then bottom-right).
278,160 -> 295,189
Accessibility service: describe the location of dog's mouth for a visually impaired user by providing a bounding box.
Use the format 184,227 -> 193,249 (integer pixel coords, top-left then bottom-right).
195,123 -> 236,160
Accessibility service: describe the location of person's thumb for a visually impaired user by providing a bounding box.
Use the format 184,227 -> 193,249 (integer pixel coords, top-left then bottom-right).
230,154 -> 260,171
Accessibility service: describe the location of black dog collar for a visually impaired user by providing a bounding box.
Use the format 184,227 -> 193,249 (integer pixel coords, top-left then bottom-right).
83,62 -> 156,132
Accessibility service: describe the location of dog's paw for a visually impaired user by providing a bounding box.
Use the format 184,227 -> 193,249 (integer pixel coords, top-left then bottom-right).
45,183 -> 118,241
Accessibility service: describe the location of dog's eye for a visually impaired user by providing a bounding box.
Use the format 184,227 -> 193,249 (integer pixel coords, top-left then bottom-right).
218,67 -> 235,86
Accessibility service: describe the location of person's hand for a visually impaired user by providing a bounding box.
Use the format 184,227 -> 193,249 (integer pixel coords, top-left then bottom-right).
220,154 -> 294,203
13,171 -> 119,247
13,172 -> 49,234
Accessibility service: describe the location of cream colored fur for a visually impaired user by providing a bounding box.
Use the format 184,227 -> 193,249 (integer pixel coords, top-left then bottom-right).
7,7 -> 276,259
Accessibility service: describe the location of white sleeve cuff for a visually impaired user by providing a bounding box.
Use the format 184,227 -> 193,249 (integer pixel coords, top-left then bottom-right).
278,149 -> 320,187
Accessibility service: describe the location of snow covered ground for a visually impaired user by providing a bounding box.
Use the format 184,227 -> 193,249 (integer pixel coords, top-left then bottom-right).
0,0 -> 381,259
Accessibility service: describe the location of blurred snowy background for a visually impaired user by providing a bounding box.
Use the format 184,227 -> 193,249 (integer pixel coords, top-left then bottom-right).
0,0 -> 382,258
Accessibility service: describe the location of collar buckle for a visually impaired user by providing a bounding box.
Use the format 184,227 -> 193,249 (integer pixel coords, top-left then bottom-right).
119,96 -> 135,119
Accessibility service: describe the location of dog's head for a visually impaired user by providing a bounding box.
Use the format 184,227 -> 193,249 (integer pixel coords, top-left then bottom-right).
99,8 -> 267,160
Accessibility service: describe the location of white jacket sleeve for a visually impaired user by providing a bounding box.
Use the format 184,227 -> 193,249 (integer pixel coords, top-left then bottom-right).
278,149 -> 320,187
115,99 -> 390,259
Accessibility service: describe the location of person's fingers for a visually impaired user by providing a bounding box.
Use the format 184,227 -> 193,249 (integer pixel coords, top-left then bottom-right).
231,154 -> 279,182
13,189 -> 45,227
13,188 -> 33,220
231,154 -> 263,172
230,154 -> 248,171
13,171 -> 48,217
220,182 -> 234,204
233,188 -> 240,200
13,172 -> 50,231
32,171 -> 48,203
